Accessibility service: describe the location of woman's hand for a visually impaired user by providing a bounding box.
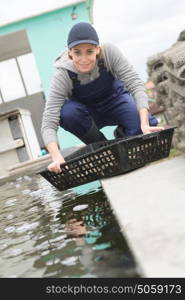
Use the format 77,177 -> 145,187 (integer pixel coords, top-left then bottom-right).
141,124 -> 165,135
47,158 -> 65,174
139,108 -> 165,135
46,142 -> 65,173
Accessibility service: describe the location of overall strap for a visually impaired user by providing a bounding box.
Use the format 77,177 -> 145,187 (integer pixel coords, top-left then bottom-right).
67,70 -> 80,86
97,59 -> 107,72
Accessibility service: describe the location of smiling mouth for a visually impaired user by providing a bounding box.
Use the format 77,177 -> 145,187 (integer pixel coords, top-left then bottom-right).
79,64 -> 91,67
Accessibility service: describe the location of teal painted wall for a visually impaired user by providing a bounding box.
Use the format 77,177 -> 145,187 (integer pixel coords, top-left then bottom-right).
0,1 -> 114,149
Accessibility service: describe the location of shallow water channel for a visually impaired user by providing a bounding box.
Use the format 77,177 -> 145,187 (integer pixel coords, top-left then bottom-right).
0,174 -> 140,278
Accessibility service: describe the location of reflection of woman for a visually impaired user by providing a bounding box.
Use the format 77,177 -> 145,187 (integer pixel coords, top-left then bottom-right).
41,22 -> 164,173
65,218 -> 87,237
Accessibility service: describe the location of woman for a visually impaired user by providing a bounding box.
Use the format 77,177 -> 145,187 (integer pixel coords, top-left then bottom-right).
41,22 -> 164,173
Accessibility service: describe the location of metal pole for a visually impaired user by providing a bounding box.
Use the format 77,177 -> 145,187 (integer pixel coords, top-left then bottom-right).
0,88 -> 4,103
15,57 -> 28,96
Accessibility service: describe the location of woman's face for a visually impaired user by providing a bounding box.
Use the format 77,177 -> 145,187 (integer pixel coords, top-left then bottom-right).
69,44 -> 100,73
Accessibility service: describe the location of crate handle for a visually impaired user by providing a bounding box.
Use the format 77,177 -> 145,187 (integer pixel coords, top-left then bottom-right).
142,126 -> 177,140
142,131 -> 160,140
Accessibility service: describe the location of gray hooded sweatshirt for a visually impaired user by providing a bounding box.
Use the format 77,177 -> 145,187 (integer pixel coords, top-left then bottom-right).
41,43 -> 149,146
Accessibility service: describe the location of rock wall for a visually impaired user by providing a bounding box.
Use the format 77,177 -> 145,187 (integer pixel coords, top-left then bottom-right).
147,30 -> 185,151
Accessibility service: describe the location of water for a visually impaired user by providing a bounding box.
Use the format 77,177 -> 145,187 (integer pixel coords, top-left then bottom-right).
0,174 -> 140,278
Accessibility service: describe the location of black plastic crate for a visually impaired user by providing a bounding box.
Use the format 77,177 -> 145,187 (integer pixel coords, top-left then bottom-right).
39,127 -> 175,191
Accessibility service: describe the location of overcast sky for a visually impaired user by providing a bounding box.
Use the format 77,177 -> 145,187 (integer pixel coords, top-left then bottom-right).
93,0 -> 185,80
1,0 -> 185,81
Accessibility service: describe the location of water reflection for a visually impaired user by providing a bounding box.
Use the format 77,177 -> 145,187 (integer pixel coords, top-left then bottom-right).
0,174 -> 140,278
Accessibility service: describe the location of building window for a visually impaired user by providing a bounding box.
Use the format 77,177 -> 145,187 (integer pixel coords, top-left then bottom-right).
17,53 -> 42,95
0,92 -> 3,104
0,53 -> 42,103
0,58 -> 26,102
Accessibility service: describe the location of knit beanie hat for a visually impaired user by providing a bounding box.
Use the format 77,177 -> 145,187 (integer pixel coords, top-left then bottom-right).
67,22 -> 99,49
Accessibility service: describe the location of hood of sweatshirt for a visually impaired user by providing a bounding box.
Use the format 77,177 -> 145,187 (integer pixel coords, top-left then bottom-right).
54,50 -> 79,73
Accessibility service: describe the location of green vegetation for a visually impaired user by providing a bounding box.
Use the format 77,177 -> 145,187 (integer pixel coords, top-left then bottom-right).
169,148 -> 183,158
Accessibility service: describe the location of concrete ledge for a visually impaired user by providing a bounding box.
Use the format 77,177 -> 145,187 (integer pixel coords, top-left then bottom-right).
0,145 -> 83,185
101,155 -> 185,277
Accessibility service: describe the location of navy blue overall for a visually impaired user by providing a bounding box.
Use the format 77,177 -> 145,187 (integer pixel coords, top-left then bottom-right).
60,59 -> 158,139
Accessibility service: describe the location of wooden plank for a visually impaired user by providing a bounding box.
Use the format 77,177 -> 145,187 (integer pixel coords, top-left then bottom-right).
0,138 -> 24,154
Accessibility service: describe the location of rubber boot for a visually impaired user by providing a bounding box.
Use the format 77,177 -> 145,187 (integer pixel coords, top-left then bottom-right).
113,126 -> 126,139
80,123 -> 107,144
